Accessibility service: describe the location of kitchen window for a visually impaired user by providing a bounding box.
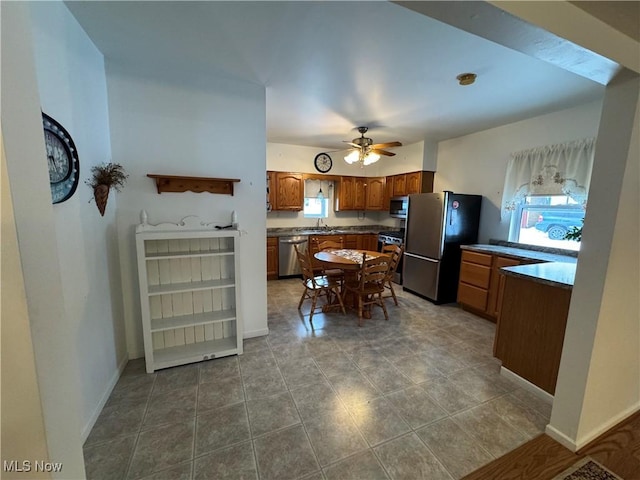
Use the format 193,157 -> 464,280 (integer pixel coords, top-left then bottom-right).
303,179 -> 331,218
303,197 -> 329,218
502,138 -> 593,251
509,195 -> 584,251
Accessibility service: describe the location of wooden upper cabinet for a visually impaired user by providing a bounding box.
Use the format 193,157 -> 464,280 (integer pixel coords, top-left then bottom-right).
365,177 -> 386,210
405,172 -> 421,195
336,176 -> 383,211
406,171 -> 434,194
353,177 -> 366,210
393,174 -> 407,196
384,175 -> 394,208
267,171 -> 277,210
274,172 -> 303,211
335,176 -> 366,211
268,170 -> 432,212
390,171 -> 435,197
335,176 -> 355,211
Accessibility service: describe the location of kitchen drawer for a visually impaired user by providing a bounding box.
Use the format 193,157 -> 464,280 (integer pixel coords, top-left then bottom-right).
457,282 -> 488,311
460,261 -> 491,289
461,250 -> 492,266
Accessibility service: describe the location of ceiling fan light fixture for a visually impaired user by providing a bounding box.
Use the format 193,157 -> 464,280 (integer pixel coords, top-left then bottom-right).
456,72 -> 477,86
343,126 -> 401,167
344,150 -> 360,164
363,152 -> 380,166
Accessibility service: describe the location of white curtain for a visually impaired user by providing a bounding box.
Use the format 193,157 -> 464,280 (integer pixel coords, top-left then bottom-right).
304,179 -> 332,198
501,138 -> 595,219
304,179 -> 322,198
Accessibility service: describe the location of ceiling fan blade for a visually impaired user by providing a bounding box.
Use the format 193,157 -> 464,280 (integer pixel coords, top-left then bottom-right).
371,141 -> 402,149
372,149 -> 396,157
342,141 -> 362,149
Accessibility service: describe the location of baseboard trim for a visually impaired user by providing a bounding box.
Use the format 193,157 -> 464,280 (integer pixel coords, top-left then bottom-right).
546,424 -> 578,451
500,366 -> 554,404
244,328 -> 269,339
547,402 -> 640,452
81,354 -> 129,443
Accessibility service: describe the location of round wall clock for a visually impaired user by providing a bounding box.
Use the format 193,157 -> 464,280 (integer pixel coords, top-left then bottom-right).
42,112 -> 79,204
314,152 -> 332,173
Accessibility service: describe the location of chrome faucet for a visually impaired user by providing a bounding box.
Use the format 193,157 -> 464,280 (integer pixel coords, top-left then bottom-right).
315,218 -> 331,231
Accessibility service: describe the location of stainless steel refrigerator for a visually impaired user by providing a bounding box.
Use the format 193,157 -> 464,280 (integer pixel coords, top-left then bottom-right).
403,192 -> 482,304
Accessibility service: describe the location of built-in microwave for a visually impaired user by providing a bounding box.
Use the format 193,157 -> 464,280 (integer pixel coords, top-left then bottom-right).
389,196 -> 408,218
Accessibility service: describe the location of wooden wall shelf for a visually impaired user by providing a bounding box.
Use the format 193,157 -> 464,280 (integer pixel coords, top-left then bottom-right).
147,174 -> 241,195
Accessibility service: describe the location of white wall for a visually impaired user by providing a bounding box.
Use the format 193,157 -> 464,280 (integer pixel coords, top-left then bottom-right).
1,133 -> 51,479
549,72 -> 640,450
28,1 -> 128,440
1,3 -> 86,476
435,100 -> 603,243
106,63 -> 268,359
576,75 -> 639,444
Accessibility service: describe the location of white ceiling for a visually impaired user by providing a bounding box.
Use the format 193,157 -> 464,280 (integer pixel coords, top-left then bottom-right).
65,1 -> 607,151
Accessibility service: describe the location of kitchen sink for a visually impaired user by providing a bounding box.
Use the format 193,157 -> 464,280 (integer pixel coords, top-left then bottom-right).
294,228 -> 344,235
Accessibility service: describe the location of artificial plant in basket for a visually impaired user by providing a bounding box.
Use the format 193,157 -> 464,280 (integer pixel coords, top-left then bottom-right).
86,163 -> 128,216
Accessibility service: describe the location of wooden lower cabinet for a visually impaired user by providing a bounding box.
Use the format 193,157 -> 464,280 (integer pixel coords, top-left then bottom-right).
344,234 -> 359,249
457,250 -> 493,315
358,233 -> 378,251
267,237 -> 278,280
494,274 -> 571,395
457,283 -> 489,312
308,234 -> 345,270
268,232 -> 380,279
489,256 -> 521,318
458,249 -> 537,322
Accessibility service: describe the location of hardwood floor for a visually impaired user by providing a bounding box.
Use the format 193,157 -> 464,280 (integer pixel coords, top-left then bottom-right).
463,410 -> 640,479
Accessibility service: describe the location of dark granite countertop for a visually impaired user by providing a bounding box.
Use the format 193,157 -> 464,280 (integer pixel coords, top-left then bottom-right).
461,244 -> 577,264
501,262 -> 576,290
461,243 -> 577,288
267,225 -> 398,237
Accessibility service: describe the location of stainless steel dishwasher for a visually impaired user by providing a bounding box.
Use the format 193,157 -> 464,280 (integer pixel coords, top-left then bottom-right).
278,235 -> 308,277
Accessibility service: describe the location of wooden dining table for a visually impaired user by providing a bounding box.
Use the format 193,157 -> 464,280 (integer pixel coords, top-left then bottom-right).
314,249 -> 390,317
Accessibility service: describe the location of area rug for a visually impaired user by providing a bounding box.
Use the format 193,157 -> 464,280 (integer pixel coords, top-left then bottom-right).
551,456 -> 623,480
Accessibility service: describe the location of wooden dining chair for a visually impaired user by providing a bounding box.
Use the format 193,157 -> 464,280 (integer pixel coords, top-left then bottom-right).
343,253 -> 390,326
380,244 -> 403,306
314,237 -> 345,283
294,244 -> 345,322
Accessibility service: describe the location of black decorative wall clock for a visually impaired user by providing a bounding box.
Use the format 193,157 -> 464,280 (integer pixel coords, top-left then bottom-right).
42,112 -> 79,204
314,152 -> 332,173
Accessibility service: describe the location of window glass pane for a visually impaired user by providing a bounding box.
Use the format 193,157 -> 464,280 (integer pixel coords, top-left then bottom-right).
511,195 -> 583,251
303,198 -> 328,218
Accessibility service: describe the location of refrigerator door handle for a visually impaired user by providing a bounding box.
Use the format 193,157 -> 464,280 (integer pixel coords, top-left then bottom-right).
404,252 -> 438,262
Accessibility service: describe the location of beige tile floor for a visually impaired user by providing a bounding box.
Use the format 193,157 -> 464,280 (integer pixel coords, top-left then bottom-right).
84,278 -> 552,480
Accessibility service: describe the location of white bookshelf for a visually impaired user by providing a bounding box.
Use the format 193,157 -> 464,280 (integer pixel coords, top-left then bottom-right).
135,215 -> 243,373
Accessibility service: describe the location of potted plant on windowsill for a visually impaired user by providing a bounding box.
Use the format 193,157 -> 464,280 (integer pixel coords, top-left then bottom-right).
564,219 -> 584,242
86,162 -> 128,216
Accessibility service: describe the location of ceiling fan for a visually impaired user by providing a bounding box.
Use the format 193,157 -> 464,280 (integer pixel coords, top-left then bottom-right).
343,127 -> 402,166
